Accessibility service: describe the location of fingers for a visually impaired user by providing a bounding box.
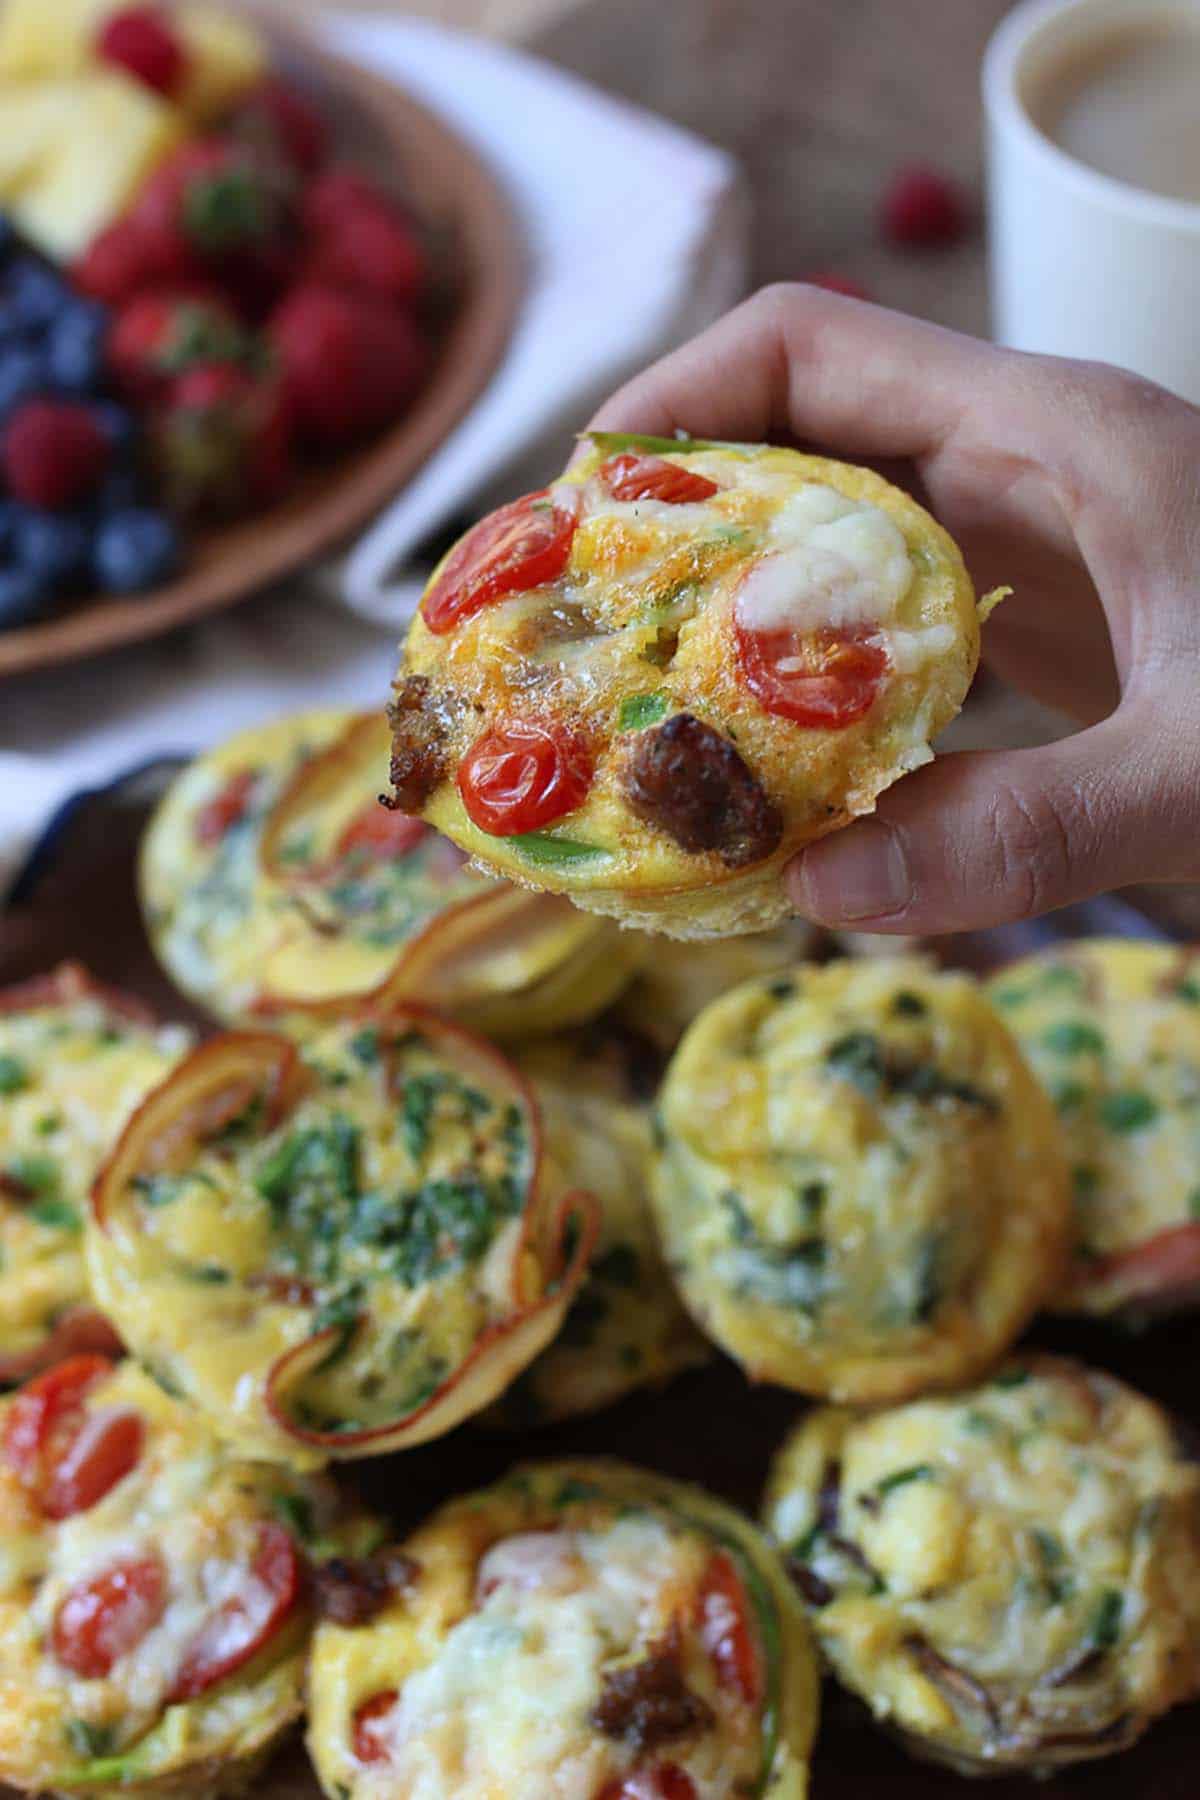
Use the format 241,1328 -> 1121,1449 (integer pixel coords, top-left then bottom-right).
786,711 -> 1194,935
587,283 -> 992,462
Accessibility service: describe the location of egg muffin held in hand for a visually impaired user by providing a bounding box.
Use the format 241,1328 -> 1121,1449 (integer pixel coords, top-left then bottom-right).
0,964 -> 190,1386
652,958 -> 1071,1402
87,1011 -> 597,1465
142,709 -> 639,1036
390,434 -> 995,939
765,1357 -> 1200,1775
309,1459 -> 820,1800
990,939 -> 1200,1318
0,1354 -> 379,1800
486,1030 -> 708,1428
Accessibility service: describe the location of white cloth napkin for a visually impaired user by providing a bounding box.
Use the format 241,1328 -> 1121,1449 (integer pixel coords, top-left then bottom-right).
0,14 -> 747,899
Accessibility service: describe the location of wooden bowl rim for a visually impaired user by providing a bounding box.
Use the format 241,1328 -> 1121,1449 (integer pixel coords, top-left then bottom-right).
0,9 -> 525,680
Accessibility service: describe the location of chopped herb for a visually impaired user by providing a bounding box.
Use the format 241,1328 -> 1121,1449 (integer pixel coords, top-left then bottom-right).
720,1188 -> 756,1245
0,1054 -> 29,1095
1073,1165 -> 1100,1197
5,1152 -> 58,1197
391,1176 -> 502,1287
34,1112 -> 62,1136
825,1031 -> 886,1094
66,1721 -> 115,1759
179,1262 -> 230,1285
1089,1588 -> 1124,1649
273,1491 -> 316,1543
993,1366 -> 1030,1389
1100,1091 -> 1158,1133
876,1464 -> 935,1498
255,1115 -> 361,1219
402,1076 -> 436,1162
891,991 -> 927,1018
1041,1021 -> 1106,1056
587,429 -> 717,456
349,1027 -> 380,1066
798,1181 -> 826,1224
30,1197 -> 81,1233
592,1242 -> 639,1287
910,1231 -> 943,1323
1176,977 -> 1200,1005
962,1409 -> 997,1436
1050,1078 -> 1086,1114
767,979 -> 795,1001
552,1476 -> 602,1507
618,691 -> 668,731
311,1288 -> 364,1369
505,831 -> 609,867
825,1032 -> 996,1112
132,1171 -> 217,1208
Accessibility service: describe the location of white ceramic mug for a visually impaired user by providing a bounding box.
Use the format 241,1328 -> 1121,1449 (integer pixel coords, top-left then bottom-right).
984,0 -> 1200,403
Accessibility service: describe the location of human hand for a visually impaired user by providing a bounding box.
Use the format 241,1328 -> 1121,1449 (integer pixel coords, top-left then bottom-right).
587,283 -> 1200,934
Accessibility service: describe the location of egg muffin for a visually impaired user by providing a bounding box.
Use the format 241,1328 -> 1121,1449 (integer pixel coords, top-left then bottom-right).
390,434 -> 995,939
86,1010 -> 597,1465
765,1356 -> 1200,1775
0,965 -> 190,1386
617,921 -> 818,1053
309,1458 -> 819,1800
652,958 -> 1070,1402
0,1353 -> 379,1800
487,1031 -> 708,1427
989,939 -> 1200,1318
143,710 -> 639,1036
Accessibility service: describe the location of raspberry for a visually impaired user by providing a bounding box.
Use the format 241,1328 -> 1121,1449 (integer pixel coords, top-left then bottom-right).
805,270 -> 874,300
95,5 -> 188,98
3,401 -> 111,510
880,165 -> 969,249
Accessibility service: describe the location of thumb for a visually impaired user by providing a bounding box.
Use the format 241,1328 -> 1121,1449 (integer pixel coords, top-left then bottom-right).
786,714 -> 1189,934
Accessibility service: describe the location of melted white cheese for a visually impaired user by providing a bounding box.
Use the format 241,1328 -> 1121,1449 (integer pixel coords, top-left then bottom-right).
736,486 -> 913,638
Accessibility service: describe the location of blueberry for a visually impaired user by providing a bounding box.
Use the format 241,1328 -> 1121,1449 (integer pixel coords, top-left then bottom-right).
0,345 -> 49,419
46,303 -> 108,392
91,399 -> 139,460
12,509 -> 92,594
0,497 -> 20,554
0,215 -> 16,265
89,466 -> 144,515
5,258 -> 65,333
92,509 -> 181,593
0,565 -> 47,629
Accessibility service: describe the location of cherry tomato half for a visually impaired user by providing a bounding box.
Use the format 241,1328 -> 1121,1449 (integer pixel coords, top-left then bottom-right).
1,1355 -> 138,1519
352,1690 -> 400,1764
1082,1223 -> 1200,1310
195,769 -> 257,846
53,1556 -> 166,1679
336,803 -> 429,863
600,453 -> 718,506
596,1765 -> 698,1800
694,1550 -> 760,1705
2,1355 -> 111,1483
168,1521 -> 301,1701
45,1408 -> 144,1523
457,721 -> 592,837
421,490 -> 579,636
735,609 -> 889,730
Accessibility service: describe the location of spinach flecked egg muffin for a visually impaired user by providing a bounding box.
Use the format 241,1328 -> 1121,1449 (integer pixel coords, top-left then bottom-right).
486,1031 -> 708,1427
765,1356 -> 1200,1775
390,434 -> 996,939
989,939 -> 1200,1318
0,1353 -> 379,1800
86,1010 -> 598,1465
651,958 -> 1071,1402
308,1459 -> 819,1800
143,709 -> 639,1036
0,965 -> 190,1386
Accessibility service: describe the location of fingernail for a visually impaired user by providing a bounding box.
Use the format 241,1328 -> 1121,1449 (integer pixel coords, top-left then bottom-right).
787,818 -> 912,923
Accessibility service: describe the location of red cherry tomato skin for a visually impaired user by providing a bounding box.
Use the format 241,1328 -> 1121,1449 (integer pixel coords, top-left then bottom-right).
695,1550 -> 760,1705
1081,1223 -> 1200,1310
421,490 -> 579,635
596,1766 -> 698,1800
457,722 -> 593,837
336,804 -> 429,863
734,610 -> 889,730
195,769 -> 257,846
599,453 -> 718,506
2,1355 -> 123,1519
168,1521 -> 301,1702
352,1690 -> 400,1764
45,1408 -> 144,1522
53,1556 -> 166,1679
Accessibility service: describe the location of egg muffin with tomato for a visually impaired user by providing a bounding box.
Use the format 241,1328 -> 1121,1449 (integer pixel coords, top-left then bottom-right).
765,1356 -> 1200,1775
0,1353 -> 379,1800
390,434 -> 995,939
87,1009 -> 598,1465
143,710 -> 639,1036
989,939 -> 1200,1318
309,1458 -> 819,1800
617,920 -> 818,1053
652,958 -> 1070,1402
0,965 -> 190,1387
487,1031 -> 708,1427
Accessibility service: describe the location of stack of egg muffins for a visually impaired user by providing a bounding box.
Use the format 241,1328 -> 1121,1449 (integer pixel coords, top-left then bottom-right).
2,438 -> 1199,1800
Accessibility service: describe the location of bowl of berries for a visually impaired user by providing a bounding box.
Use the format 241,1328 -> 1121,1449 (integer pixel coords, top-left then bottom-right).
0,0 -> 523,676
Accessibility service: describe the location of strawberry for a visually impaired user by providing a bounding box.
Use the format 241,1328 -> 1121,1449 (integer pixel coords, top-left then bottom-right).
3,401 -> 111,510
230,80 -> 329,178
95,5 -> 188,98
155,361 -> 293,515
269,284 -> 427,447
880,165 -> 970,249
301,168 -> 425,307
107,290 -> 248,404
72,214 -> 195,306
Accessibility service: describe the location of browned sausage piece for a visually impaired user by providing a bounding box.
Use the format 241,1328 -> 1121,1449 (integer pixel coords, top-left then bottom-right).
312,1549 -> 422,1626
622,713 -> 783,869
388,675 -> 448,813
589,1630 -> 714,1752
